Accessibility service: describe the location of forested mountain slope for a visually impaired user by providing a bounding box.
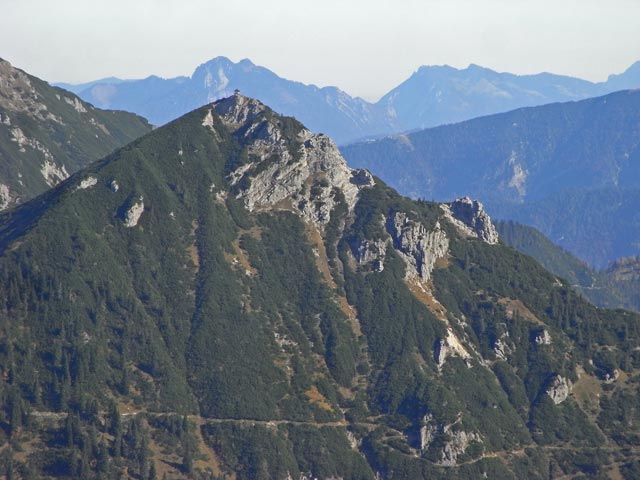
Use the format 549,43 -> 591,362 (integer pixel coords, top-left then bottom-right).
342,89 -> 640,267
1,94 -> 640,479
0,58 -> 151,210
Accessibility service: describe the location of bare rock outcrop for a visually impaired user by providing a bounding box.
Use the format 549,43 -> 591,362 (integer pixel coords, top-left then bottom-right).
440,428 -> 482,467
493,334 -> 512,361
442,196 -> 499,244
76,176 -> 98,190
419,414 -> 482,466
0,59 -> 63,124
215,93 -> 374,229
420,414 -> 439,452
352,237 -> 388,272
435,328 -> 471,368
535,329 -> 552,345
0,183 -> 12,210
545,375 -> 572,405
349,212 -> 449,279
123,197 -> 144,227
387,212 -> 449,282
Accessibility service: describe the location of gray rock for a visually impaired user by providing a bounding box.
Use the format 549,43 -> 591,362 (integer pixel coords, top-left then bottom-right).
123,197 -> 144,227
493,336 -> 511,361
440,429 -> 481,467
546,375 -> 572,404
352,238 -> 388,271
420,414 -> 438,452
216,94 -> 375,230
434,328 -> 471,368
535,329 -> 552,345
442,197 -> 499,244
387,212 -> 449,282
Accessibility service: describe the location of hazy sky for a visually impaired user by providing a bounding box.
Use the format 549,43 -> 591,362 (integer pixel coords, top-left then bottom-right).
2,0 -> 639,101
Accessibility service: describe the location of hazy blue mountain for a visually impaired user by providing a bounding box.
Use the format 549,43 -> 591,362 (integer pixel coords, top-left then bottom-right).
378,63 -> 605,130
605,61 -> 640,91
74,74 -> 189,122
62,57 -> 396,144
55,76 -> 128,94
341,90 -> 640,267
3,93 -> 640,479
58,58 -> 639,144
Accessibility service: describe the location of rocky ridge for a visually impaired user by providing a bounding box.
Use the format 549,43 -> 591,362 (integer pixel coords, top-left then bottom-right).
442,197 -> 499,244
212,92 -> 375,229
349,196 -> 498,285
0,58 -> 150,209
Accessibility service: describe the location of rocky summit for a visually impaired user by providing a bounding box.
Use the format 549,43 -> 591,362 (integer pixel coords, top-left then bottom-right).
1,93 -> 640,480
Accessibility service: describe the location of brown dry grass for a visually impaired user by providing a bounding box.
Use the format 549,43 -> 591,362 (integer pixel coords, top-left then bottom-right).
187,219 -> 200,271
223,227 -> 262,277
304,223 -> 362,336
497,298 -> 544,325
193,417 -> 225,478
406,280 -> 448,323
305,385 -> 333,411
572,365 -> 602,418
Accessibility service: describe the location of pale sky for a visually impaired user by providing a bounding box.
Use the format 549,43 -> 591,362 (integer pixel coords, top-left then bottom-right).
2,0 -> 639,101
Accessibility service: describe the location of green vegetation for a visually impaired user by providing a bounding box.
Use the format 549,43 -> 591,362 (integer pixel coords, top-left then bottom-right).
0,96 -> 639,478
0,58 -> 151,209
497,220 -> 640,312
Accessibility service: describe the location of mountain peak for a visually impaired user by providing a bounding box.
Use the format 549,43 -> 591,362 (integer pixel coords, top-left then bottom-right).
238,57 -> 256,68
203,55 -> 234,66
205,93 -> 375,227
211,90 -> 268,131
466,63 -> 492,72
443,196 -> 499,244
605,60 -> 640,89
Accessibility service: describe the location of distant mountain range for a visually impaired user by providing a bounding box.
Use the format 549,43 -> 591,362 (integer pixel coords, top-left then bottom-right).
57,57 -> 397,145
341,89 -> 640,268
378,62 -> 639,131
57,57 -> 640,144
0,58 -> 151,210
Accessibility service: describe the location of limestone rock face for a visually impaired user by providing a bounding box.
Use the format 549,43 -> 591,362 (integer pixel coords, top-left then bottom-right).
442,197 -> 499,244
535,329 -> 552,345
493,335 -> 512,361
213,92 -> 268,132
77,176 -> 98,190
0,184 -> 11,210
216,93 -> 374,229
435,328 -> 471,368
546,375 -> 572,404
349,212 -> 449,279
387,212 -> 449,282
420,414 -> 439,452
352,237 -> 388,272
123,197 -> 144,228
440,428 -> 481,466
0,59 -> 61,123
419,414 -> 482,466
